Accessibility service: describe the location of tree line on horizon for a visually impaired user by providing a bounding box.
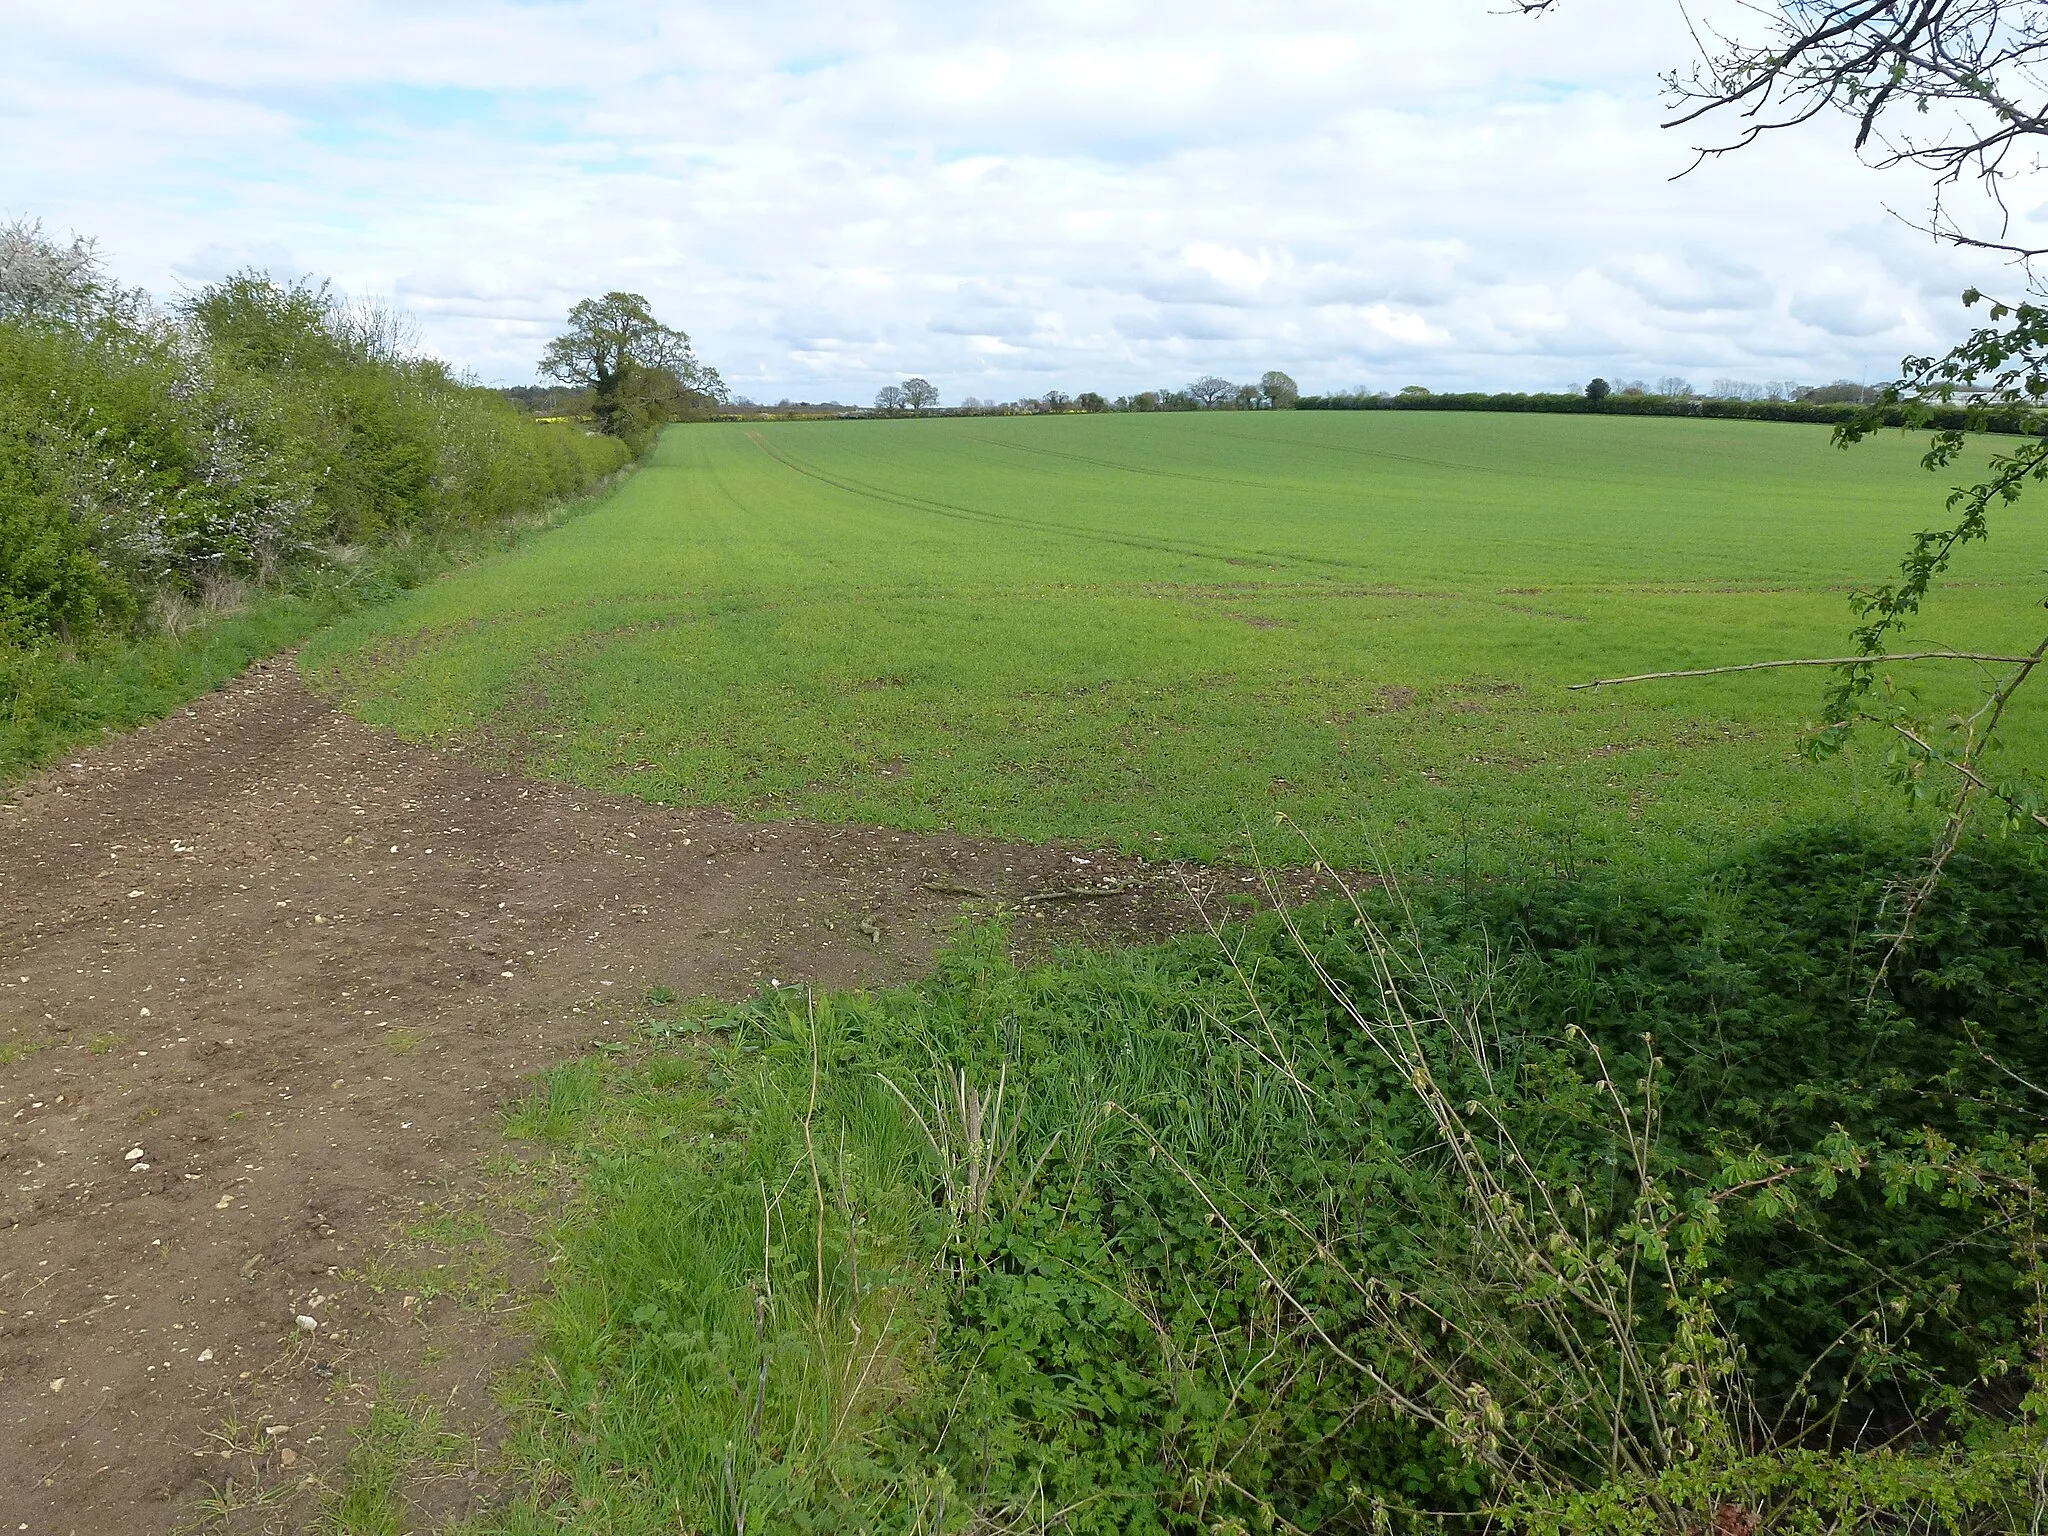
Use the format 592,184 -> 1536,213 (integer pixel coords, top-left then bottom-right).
861,370 -> 1304,416
540,370 -> 1889,421
1576,375 -> 1881,405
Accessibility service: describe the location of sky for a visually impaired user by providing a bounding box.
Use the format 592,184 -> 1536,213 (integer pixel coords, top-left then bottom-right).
0,1 -> 2028,400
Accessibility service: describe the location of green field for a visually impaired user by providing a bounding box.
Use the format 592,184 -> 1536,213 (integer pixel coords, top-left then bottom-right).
305,410 -> 2048,870
293,411 -> 2048,1531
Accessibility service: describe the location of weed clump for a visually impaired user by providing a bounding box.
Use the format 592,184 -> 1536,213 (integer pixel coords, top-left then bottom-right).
484,823 -> 2048,1532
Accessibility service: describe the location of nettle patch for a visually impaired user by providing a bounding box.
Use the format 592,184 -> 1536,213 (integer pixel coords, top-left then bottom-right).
481,823 -> 2048,1534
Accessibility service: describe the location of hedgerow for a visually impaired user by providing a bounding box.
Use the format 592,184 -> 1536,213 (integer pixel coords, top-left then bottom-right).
0,229 -> 629,657
1297,388 -> 2048,435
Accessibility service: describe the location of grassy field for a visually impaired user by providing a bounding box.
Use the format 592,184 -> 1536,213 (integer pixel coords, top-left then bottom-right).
285,414 -> 2048,1532
304,411 -> 2048,870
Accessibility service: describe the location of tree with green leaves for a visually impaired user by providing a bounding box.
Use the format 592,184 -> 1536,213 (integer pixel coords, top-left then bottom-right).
1532,1 -> 2048,934
540,292 -> 725,441
900,377 -> 939,412
1259,370 -> 1299,408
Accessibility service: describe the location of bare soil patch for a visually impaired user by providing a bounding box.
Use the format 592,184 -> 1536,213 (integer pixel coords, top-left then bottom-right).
0,659 -> 1282,1533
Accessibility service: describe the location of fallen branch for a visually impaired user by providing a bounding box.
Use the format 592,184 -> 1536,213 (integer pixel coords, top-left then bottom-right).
1019,880 -> 1140,905
1571,652 -> 2038,690
921,879 -> 994,899
923,875 -> 1143,904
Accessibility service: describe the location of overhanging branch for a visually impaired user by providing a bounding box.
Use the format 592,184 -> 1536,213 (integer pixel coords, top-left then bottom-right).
1570,652 -> 2039,691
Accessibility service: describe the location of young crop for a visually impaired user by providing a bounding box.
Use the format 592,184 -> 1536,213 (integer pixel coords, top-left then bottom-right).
306,410 -> 2048,879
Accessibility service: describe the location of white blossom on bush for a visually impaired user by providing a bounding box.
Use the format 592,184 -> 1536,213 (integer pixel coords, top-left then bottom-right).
0,218 -> 145,332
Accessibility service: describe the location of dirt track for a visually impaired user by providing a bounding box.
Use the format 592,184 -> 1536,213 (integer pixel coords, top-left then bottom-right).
0,659 -> 1264,1533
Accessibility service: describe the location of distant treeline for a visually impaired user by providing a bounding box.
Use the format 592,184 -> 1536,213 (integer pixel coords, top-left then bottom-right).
1297,388 -> 2048,435
703,372 -> 1309,421
691,371 -> 2047,434
1,219 -> 630,656
499,383 -> 594,418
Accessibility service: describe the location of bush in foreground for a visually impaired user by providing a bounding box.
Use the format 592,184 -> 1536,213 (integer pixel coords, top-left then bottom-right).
482,822 -> 2048,1533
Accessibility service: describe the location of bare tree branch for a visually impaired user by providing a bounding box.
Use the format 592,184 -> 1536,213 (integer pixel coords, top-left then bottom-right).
1523,3 -> 2048,267
1571,651 -> 2040,690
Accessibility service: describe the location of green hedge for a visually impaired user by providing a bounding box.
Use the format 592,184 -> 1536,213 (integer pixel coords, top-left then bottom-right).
1298,389 -> 2048,435
0,273 -> 629,655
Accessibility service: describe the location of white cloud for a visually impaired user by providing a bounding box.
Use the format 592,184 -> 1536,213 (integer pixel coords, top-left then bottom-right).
1790,279 -> 1909,339
1178,244 -> 1281,300
0,0 -> 2028,397
1605,254 -> 1773,316
1353,304 -> 1445,349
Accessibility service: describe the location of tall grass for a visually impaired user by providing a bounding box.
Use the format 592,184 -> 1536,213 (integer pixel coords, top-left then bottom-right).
495,1023 -> 945,1534
482,823 -> 2048,1533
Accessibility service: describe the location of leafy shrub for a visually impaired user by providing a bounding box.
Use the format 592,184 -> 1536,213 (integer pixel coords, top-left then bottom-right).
495,823 -> 2048,1533
0,404 -> 132,646
1488,826 -> 2048,1425
0,239 -> 630,659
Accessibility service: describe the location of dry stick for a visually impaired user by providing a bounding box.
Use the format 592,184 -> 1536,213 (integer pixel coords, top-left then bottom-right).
751,1182 -> 773,1441
725,1183 -> 776,1536
1570,625 -> 2048,990
1177,867 -> 1317,1110
1569,651 -> 2037,690
921,875 -> 1138,904
878,1064 -> 968,1277
921,878 -> 994,899
724,1448 -> 744,1536
1017,880 -> 1139,904
1892,721 -> 2048,833
1302,933 -> 1644,1477
1873,627 -> 2048,976
838,1126 -> 861,1320
1267,826 -> 1682,1482
844,1300 -> 898,1424
832,1124 -> 869,1442
1118,1113 -> 1368,1384
1111,1108 -> 1459,1447
1967,1024 -> 2048,1103
1204,1471 -> 1319,1536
